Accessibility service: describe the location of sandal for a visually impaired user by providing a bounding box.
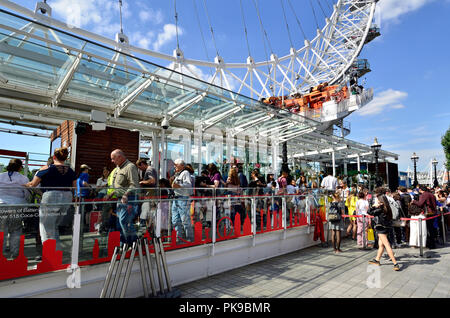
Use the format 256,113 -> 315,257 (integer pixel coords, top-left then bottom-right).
393,263 -> 400,271
368,258 -> 380,265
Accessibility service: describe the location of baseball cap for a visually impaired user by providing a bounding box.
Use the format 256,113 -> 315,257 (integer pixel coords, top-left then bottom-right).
80,164 -> 92,170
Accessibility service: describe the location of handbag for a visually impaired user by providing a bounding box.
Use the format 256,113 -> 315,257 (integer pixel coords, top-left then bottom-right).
392,219 -> 406,227
367,228 -> 375,241
327,203 -> 341,222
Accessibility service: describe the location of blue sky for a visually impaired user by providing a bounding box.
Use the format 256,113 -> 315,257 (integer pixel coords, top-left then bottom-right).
0,0 -> 449,173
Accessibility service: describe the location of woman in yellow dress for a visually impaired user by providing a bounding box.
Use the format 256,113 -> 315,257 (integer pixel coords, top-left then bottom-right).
345,190 -> 358,240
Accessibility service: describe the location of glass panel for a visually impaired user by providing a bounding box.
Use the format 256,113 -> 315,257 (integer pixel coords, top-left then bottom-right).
0,186 -> 75,280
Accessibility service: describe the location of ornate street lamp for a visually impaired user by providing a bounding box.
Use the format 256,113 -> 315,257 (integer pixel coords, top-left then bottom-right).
432,158 -> 439,188
411,152 -> 419,188
371,137 -> 382,187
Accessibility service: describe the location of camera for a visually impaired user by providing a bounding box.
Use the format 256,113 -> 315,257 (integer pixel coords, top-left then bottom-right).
161,117 -> 169,130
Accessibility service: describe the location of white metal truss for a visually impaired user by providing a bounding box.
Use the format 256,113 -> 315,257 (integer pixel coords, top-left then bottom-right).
114,75 -> 155,118
0,0 -> 376,100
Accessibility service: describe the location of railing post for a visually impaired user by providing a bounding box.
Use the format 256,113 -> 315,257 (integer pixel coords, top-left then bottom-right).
419,217 -> 424,257
70,198 -> 81,268
155,187 -> 161,238
441,212 -> 446,245
282,195 -> 287,240
212,188 -> 217,255
362,215 -> 366,249
251,197 -> 256,247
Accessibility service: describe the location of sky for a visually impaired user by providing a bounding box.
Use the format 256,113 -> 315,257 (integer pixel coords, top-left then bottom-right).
0,0 -> 449,174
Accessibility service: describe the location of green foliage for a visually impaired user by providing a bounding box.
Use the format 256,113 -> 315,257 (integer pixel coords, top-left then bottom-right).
442,127 -> 450,170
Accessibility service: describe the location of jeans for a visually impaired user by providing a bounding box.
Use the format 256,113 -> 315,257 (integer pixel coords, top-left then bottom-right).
0,203 -> 23,258
116,195 -> 139,246
171,197 -> 192,241
39,191 -> 72,251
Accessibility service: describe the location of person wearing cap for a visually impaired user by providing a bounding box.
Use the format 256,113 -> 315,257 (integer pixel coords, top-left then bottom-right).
77,164 -> 93,232
77,164 -> 92,198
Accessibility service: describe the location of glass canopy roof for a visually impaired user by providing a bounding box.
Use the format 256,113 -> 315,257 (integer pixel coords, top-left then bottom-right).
0,7 -> 398,162
0,8 -> 318,137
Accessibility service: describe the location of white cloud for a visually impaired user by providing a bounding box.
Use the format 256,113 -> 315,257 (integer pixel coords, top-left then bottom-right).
138,9 -> 163,24
376,0 -> 434,24
51,0 -> 130,37
129,31 -> 155,50
152,24 -> 182,51
356,89 -> 407,116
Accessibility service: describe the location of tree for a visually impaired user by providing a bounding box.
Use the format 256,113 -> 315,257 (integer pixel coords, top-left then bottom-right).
442,127 -> 450,170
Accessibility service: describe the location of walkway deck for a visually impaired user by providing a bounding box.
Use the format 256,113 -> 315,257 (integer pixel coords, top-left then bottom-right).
177,235 -> 450,298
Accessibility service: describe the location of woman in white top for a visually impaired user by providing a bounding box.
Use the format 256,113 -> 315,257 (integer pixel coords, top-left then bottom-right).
96,167 -> 109,198
0,159 -> 30,259
355,191 -> 371,248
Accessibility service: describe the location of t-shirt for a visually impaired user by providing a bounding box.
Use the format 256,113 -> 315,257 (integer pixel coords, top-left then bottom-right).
172,169 -> 192,197
277,176 -> 287,189
286,184 -> 297,195
77,172 -> 90,197
321,175 -> 337,191
143,166 -> 157,187
356,199 -> 369,215
209,172 -> 222,186
0,171 -> 30,203
96,177 -> 107,187
36,164 -> 77,192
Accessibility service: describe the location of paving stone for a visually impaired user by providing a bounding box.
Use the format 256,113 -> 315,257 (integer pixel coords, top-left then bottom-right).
176,239 -> 450,298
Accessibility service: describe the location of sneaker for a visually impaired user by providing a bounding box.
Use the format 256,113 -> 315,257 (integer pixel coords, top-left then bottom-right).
368,258 -> 380,266
393,263 -> 400,271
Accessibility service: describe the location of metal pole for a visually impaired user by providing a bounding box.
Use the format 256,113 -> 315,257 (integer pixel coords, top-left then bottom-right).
119,241 -> 138,298
143,238 -> 158,297
441,212 -> 446,245
251,198 -> 256,247
137,239 -> 149,298
419,217 -> 424,257
100,246 -> 119,298
110,243 -> 128,298
212,189 -> 217,254
158,236 -> 172,292
362,215 -> 366,249
152,237 -> 165,294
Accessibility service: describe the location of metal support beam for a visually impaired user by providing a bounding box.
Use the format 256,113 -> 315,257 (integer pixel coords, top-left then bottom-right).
167,92 -> 206,120
114,75 -> 155,118
52,50 -> 83,107
332,150 -> 336,177
202,103 -> 245,131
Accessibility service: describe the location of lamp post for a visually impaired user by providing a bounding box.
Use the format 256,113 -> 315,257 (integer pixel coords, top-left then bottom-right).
411,152 -> 419,188
432,158 -> 438,188
371,137 -> 382,187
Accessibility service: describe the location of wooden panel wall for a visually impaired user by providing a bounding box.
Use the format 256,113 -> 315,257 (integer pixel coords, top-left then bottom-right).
51,121 -> 139,183
74,124 -> 139,182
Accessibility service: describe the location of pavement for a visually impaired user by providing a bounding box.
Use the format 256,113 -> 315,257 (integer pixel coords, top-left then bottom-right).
177,235 -> 450,298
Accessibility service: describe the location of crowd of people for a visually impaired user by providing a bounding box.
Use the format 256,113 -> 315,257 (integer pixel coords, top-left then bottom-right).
324,176 -> 450,271
0,147 -> 449,263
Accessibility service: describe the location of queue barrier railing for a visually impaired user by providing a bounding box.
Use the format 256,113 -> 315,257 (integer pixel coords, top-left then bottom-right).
340,211 -> 450,257
0,186 -> 331,281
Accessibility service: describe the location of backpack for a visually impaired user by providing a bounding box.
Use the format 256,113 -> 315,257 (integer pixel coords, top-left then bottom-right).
327,202 -> 341,222
390,200 -> 400,220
